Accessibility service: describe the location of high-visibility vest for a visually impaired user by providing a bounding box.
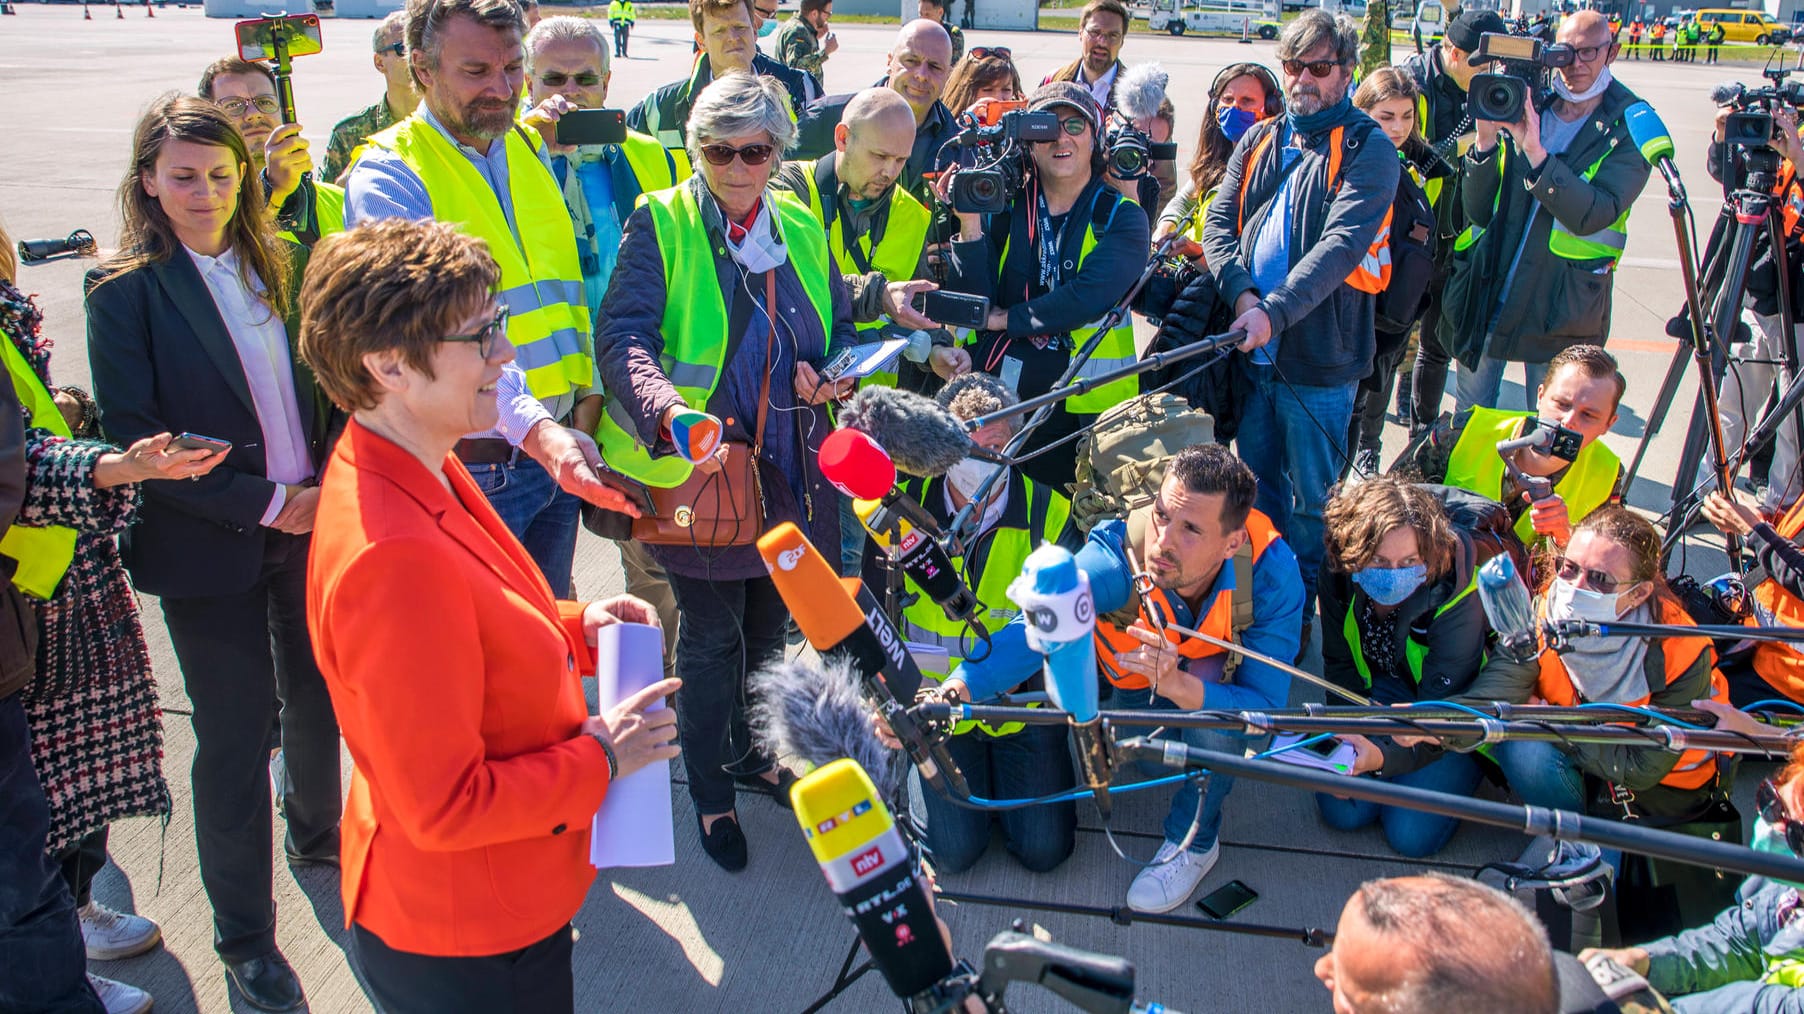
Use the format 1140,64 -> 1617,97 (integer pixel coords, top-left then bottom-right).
993,189 -> 1139,413
607,0 -> 635,21
1751,497 -> 1804,701
278,179 -> 346,248
1534,597 -> 1729,792
615,130 -> 680,194
896,474 -> 1070,735
592,183 -> 834,488
0,338 -> 76,600
1342,572 -> 1478,691
796,156 -> 931,387
1456,132 -> 1631,268
367,117 -> 592,400
1239,123 -> 1392,294
1094,509 -> 1281,689
1443,407 -> 1621,546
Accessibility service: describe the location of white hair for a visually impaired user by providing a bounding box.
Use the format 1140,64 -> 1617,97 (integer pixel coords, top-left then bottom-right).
524,15 -> 609,75
686,71 -> 795,166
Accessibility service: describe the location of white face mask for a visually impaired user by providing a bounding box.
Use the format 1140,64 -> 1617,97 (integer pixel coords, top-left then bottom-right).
1553,65 -> 1613,103
947,457 -> 1001,501
724,199 -> 789,275
1547,575 -> 1627,625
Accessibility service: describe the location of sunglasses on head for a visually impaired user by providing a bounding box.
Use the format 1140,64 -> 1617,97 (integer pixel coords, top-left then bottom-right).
967,46 -> 1012,61
441,305 -> 509,358
1282,58 -> 1343,79
699,142 -> 776,166
1553,556 -> 1636,595
1759,779 -> 1804,857
376,41 -> 406,57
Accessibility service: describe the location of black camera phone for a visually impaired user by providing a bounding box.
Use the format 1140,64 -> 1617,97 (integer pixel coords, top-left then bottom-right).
1525,417 -> 1584,462
912,290 -> 990,329
556,109 -> 628,146
1197,880 -> 1259,920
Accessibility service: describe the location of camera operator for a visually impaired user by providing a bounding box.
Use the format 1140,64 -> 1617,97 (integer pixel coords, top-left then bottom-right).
199,58 -> 342,245
940,83 -> 1149,491
1440,10 -> 1652,413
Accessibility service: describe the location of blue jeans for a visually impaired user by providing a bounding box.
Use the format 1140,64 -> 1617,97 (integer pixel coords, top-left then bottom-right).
908,722 -> 1077,874
466,453 -> 581,596
1111,686 -> 1264,853
1235,364 -> 1358,608
1453,355 -> 1549,415
0,696 -> 103,1014
1492,739 -> 1587,812
1314,751 -> 1484,858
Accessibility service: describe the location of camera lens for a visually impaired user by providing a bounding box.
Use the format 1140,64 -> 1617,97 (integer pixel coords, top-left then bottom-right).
1112,149 -> 1146,176
968,176 -> 998,201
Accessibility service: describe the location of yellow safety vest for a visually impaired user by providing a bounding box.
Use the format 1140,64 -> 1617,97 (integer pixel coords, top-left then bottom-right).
607,0 -> 635,19
278,179 -> 345,247
1455,142 -> 1629,267
367,117 -> 593,400
593,183 -> 835,487
1443,407 -> 1621,546
796,156 -> 931,386
0,339 -> 76,600
1343,573 -> 1477,690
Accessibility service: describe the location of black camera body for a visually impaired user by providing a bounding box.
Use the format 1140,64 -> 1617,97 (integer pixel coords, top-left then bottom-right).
950,165 -> 1022,214
1103,122 -> 1178,182
1468,32 -> 1575,123
1719,71 -> 1804,150
944,109 -> 1061,213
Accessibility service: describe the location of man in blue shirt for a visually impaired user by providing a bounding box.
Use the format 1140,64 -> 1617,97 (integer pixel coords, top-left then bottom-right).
941,444 -> 1305,912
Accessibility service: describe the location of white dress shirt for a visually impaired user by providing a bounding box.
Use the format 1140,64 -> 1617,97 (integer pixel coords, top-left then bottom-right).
1081,62 -> 1118,111
185,246 -> 313,526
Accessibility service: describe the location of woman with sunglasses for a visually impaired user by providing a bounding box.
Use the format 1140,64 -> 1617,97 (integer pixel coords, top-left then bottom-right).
940,48 -> 1024,118
1578,739 -> 1804,1010
595,72 -> 859,872
1153,62 -> 1283,259
942,81 -> 1149,492
1476,507 -> 1734,822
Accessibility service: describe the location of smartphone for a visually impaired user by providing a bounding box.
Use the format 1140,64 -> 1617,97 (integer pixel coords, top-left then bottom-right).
1299,736 -> 1343,758
1524,417 -> 1584,462
234,14 -> 323,63
556,109 -> 628,146
171,432 -> 232,454
911,290 -> 990,329
1197,879 -> 1258,920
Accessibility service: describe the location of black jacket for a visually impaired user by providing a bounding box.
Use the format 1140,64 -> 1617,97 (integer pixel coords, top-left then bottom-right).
84,248 -> 336,599
627,53 -> 814,154
793,87 -> 959,207
0,370 -> 31,701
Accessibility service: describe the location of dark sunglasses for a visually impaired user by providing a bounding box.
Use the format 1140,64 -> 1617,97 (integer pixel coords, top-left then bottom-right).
967,46 -> 1012,61
1282,58 -> 1344,79
376,41 -> 406,57
1758,779 -> 1804,857
538,72 -> 604,88
442,305 -> 509,358
1553,556 -> 1635,595
699,142 -> 775,166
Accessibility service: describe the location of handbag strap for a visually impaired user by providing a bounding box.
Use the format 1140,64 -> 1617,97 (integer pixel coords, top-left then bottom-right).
753,269 -> 776,456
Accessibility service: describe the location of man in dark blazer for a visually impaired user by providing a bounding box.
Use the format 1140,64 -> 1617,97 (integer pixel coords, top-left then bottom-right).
84,246 -> 339,1012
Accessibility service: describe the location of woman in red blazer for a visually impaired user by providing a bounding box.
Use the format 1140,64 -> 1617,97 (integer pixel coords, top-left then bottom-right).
298,218 -> 680,1013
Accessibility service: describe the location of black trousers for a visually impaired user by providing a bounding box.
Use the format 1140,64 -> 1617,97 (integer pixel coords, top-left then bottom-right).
353,923 -> 574,1014
57,825 -> 107,908
160,531 -> 340,963
1409,274 -> 1452,435
665,571 -> 787,815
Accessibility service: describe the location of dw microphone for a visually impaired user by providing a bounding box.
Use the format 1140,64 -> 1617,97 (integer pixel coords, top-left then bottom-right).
1009,543 -> 1114,818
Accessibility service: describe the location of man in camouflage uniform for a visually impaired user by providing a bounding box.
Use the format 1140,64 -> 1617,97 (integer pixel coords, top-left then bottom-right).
1360,0 -> 1389,79
322,11 -> 419,184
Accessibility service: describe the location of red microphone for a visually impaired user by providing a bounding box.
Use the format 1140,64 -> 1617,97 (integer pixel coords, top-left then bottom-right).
819,427 -> 896,500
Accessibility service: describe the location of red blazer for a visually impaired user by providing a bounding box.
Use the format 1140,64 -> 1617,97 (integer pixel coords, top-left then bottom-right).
307,419 -> 609,957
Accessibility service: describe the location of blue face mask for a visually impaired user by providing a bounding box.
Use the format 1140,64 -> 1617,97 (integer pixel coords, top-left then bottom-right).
1216,104 -> 1258,142
1752,816 -> 1804,891
1351,564 -> 1428,607
758,18 -> 778,37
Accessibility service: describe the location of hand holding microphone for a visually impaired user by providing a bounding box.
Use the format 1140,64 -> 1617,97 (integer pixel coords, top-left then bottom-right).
663,407 -> 723,468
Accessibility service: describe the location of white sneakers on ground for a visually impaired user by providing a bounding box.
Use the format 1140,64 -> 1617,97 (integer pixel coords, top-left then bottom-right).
87,973 -> 153,1014
1126,839 -> 1221,914
79,900 -> 162,961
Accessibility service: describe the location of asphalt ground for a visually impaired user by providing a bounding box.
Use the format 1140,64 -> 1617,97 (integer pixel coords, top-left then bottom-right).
0,8 -> 1767,1011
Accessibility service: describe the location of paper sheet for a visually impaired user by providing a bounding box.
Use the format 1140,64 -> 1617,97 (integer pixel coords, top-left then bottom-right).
590,622 -> 676,869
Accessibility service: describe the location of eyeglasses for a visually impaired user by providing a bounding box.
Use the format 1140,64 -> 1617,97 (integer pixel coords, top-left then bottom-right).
1572,41 -> 1612,62
1081,26 -> 1124,43
1058,115 -> 1090,136
538,72 -> 604,88
754,4 -> 778,15
967,46 -> 1013,61
699,142 -> 776,166
442,305 -> 509,358
216,96 -> 280,117
1758,779 -> 1804,857
376,41 -> 406,57
1282,58 -> 1345,79
1553,556 -> 1635,595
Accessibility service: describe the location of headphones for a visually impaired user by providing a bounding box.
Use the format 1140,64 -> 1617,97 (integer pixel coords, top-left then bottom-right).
1209,62 -> 1285,119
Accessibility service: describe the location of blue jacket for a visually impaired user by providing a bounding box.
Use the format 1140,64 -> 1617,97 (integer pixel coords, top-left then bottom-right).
952,517 -> 1305,712
1644,878 -> 1804,1013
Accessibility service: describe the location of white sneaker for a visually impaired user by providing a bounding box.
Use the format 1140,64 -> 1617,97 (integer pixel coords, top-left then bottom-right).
79,900 -> 162,960
87,973 -> 153,1014
1126,839 -> 1220,914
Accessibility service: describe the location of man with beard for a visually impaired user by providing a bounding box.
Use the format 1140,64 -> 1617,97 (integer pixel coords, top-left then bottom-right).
199,58 -> 340,244
1040,0 -> 1129,115
344,0 -> 639,593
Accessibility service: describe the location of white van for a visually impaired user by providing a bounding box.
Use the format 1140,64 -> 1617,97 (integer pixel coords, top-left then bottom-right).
1410,0 -> 1446,41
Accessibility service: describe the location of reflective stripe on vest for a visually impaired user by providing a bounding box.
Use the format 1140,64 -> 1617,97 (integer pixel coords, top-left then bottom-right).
1443,407 -> 1621,546
1547,145 -> 1631,266
1343,574 -> 1476,690
0,339 -> 76,600
1766,954 -> 1804,988
1454,144 -> 1508,253
1534,597 -> 1729,791
1238,124 -> 1391,294
1095,509 -> 1281,690
369,117 -> 592,399
1752,496 -> 1804,699
592,183 -> 835,487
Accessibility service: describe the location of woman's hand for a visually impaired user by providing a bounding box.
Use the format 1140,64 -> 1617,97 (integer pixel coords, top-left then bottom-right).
883,279 -> 940,330
1339,734 -> 1386,775
582,594 -> 663,640
584,677 -> 683,780
794,361 -> 854,405
92,432 -> 226,489
928,345 -> 971,380
1702,490 -> 1763,538
1693,697 -> 1767,737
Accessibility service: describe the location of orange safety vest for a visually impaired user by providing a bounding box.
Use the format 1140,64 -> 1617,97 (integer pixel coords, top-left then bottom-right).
1094,509 -> 1283,690
1535,597 -> 1729,792
1752,497 -> 1804,701
1773,159 -> 1804,240
1239,124 -> 1392,295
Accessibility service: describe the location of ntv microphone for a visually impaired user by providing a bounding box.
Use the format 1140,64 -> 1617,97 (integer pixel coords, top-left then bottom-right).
792,759 -> 956,1001
1009,543 -> 1114,818
756,522 -> 970,799
1476,554 -> 1542,664
1624,101 -> 1684,198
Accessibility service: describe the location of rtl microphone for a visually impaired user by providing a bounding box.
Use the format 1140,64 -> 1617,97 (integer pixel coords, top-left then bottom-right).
1623,101 -> 1684,197
757,522 -> 970,798
1477,554 -> 1541,664
1008,543 -> 1113,818
16,229 -> 97,264
819,426 -> 951,539
792,759 -> 956,1000
853,498 -> 981,625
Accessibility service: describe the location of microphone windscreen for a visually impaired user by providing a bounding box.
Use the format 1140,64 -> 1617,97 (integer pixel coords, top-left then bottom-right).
1710,81 -> 1745,105
1116,62 -> 1169,122
838,387 -> 973,477
758,522 -> 866,652
819,427 -> 897,500
751,656 -> 904,800
1623,102 -> 1675,164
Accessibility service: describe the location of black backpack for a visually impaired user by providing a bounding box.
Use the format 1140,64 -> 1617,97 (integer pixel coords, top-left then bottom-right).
1374,160 -> 1437,334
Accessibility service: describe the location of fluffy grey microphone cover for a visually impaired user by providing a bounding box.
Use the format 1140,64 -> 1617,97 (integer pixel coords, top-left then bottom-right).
750,655 -> 905,799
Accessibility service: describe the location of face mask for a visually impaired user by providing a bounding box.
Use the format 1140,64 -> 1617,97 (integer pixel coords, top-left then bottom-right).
723,199 -> 788,274
1553,65 -> 1613,103
1350,563 -> 1428,607
1752,816 -> 1804,890
1216,104 -> 1258,143
947,457 -> 1001,501
758,18 -> 777,37
1547,575 -> 1626,625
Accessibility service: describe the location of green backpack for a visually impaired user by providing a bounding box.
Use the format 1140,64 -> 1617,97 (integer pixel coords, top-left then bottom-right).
1070,391 -> 1215,534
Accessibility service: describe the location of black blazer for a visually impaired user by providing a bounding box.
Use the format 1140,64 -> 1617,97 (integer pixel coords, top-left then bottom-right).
84,245 -> 334,598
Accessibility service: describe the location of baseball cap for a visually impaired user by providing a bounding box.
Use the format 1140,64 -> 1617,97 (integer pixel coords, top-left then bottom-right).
1446,9 -> 1508,53
1026,81 -> 1101,134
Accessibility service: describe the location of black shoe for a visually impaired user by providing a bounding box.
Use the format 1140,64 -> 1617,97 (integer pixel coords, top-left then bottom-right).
697,813 -> 748,871
224,950 -> 306,1012
284,828 -> 340,869
1353,448 -> 1381,478
735,768 -> 798,809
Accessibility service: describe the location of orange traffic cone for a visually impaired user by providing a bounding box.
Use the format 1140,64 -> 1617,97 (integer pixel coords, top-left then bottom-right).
84,2 -> 92,18
146,2 -> 153,15
115,3 -> 124,19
